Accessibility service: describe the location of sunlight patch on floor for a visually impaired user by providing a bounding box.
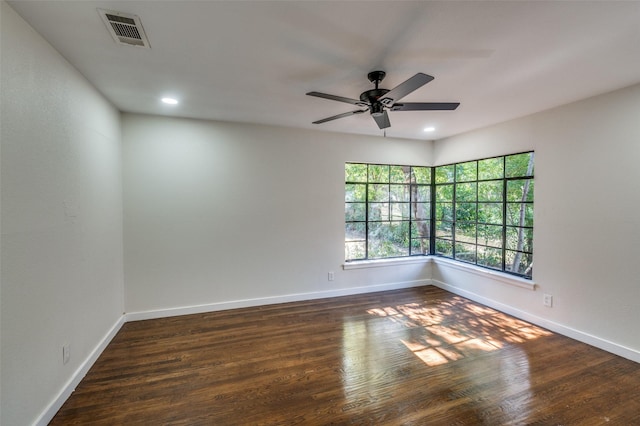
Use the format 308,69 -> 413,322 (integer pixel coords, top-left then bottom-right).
368,296 -> 552,367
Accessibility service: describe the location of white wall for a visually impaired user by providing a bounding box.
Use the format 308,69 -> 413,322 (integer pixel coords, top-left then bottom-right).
432,83 -> 640,358
123,114 -> 433,315
0,2 -> 124,425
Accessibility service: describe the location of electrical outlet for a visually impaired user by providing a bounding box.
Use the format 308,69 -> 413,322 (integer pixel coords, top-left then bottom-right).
543,294 -> 553,308
328,271 -> 335,281
63,344 -> 70,365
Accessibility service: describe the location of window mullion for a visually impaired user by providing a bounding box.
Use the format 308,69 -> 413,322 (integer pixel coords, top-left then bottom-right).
452,166 -> 457,260
430,167 -> 435,255
501,157 -> 507,272
365,165 -> 369,260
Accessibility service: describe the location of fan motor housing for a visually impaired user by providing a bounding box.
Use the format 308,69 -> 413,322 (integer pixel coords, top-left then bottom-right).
360,88 -> 389,104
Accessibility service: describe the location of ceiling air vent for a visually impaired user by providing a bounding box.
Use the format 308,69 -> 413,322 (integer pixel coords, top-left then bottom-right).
98,9 -> 150,48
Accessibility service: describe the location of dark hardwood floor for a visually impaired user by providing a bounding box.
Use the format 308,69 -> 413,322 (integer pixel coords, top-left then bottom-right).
51,286 -> 640,425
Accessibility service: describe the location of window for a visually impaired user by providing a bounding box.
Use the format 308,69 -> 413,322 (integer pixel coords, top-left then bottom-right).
345,163 -> 431,261
345,152 -> 534,279
435,152 -> 534,278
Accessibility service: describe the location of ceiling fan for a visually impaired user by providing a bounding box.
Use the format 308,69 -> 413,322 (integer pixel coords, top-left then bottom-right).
306,71 -> 459,129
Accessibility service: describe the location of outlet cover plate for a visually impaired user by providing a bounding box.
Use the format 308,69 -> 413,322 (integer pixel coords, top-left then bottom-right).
63,344 -> 70,364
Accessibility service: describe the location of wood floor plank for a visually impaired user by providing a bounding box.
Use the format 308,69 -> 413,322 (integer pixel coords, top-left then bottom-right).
50,286 -> 640,425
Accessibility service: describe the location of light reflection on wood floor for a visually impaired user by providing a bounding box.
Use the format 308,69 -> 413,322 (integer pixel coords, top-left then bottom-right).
368,296 -> 552,366
50,286 -> 640,425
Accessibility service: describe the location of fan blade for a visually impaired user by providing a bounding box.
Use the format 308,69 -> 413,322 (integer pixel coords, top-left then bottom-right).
392,102 -> 460,111
306,91 -> 366,106
372,111 -> 391,129
380,73 -> 434,106
312,109 -> 366,125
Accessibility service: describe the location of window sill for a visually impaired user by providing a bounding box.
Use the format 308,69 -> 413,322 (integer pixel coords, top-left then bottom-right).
342,256 -> 536,291
432,257 -> 536,291
342,256 -> 431,270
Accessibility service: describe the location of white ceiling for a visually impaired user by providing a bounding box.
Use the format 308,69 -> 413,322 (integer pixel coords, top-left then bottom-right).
8,1 -> 640,141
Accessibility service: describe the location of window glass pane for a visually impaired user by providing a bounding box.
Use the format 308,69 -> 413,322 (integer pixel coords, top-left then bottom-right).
345,241 -> 366,261
507,179 -> 534,202
478,181 -> 503,202
456,203 -> 477,222
345,223 -> 366,241
455,182 -> 477,201
435,165 -> 455,183
455,222 -> 476,244
368,183 -> 389,202
368,202 -> 389,221
411,238 -> 430,255
345,183 -> 366,202
505,152 -> 534,178
435,221 -> 453,239
435,203 -> 453,221
390,165 -> 410,183
435,239 -> 453,257
411,202 -> 430,220
345,202 -> 366,221
435,184 -> 453,201
390,184 -> 410,202
368,164 -> 390,182
368,222 -> 409,258
505,250 -> 533,277
478,224 -> 503,248
455,242 -> 477,263
390,203 -> 410,220
456,161 -> 477,182
413,185 -> 430,202
478,203 -> 503,225
506,227 -> 533,252
412,167 -> 431,184
345,163 -> 367,182
478,157 -> 504,180
411,220 -> 430,239
478,246 -> 502,269
506,203 -> 533,227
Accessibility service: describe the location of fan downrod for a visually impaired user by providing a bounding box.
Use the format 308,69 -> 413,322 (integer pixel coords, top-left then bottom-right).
361,71 -> 389,105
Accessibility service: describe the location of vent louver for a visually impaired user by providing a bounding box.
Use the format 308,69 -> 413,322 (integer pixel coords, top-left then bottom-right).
98,9 -> 150,48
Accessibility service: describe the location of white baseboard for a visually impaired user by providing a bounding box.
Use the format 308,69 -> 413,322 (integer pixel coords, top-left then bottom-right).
431,279 -> 640,364
34,315 -> 126,426
126,279 -> 432,322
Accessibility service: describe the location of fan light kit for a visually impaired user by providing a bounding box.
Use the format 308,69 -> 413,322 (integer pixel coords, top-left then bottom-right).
307,71 -> 459,130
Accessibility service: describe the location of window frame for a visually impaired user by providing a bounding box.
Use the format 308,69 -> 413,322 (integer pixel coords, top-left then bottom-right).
345,163 -> 431,262
434,151 -> 534,278
345,151 -> 534,280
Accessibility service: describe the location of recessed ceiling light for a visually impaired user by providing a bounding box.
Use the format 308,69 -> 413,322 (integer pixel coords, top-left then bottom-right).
161,97 -> 178,105
423,127 -> 435,132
